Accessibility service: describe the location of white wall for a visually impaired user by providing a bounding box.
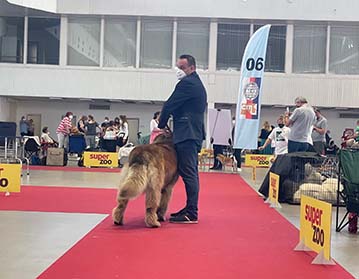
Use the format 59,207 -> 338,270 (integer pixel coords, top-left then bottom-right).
6,0 -> 359,22
11,98 -> 358,146
55,0 -> 359,22
13,99 -> 163,137
6,0 -> 57,13
2,65 -> 359,108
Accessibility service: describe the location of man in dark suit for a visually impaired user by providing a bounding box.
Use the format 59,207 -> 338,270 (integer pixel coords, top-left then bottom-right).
158,54 -> 207,224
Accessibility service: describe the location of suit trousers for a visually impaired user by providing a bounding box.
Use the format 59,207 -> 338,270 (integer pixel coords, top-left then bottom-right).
175,139 -> 202,218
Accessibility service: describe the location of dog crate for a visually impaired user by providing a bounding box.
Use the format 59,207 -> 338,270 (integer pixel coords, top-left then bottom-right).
287,155 -> 341,205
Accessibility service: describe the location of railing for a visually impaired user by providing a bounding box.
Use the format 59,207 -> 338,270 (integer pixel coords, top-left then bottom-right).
0,136 -> 29,176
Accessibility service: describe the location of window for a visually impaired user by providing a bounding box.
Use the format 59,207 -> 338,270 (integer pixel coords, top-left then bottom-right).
176,21 -> 209,69
254,25 -> 286,72
67,17 -> 101,66
0,17 -> 24,63
293,25 -> 326,73
216,23 -> 250,70
103,19 -> 136,68
330,25 -> 359,74
140,20 -> 172,68
27,18 -> 60,65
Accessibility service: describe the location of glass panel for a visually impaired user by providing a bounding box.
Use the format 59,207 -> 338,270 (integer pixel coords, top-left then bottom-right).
0,17 -> 24,63
67,17 -> 101,66
254,25 -> 286,72
329,25 -> 359,75
27,18 -> 60,65
293,25 -> 326,73
140,20 -> 172,68
103,19 -> 136,68
216,23 -> 250,70
176,21 -> 209,69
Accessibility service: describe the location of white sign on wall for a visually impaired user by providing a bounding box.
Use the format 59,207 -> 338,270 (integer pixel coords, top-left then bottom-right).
208,108 -> 232,146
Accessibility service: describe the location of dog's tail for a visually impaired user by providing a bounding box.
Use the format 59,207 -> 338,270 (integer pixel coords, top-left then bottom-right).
118,163 -> 148,200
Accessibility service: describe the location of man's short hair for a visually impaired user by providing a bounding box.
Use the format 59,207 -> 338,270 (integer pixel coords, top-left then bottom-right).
294,96 -> 308,104
313,107 -> 320,113
179,54 -> 196,68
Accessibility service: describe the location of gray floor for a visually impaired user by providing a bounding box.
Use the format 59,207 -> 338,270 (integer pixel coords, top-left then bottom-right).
0,211 -> 106,279
240,167 -> 359,278
0,167 -> 357,278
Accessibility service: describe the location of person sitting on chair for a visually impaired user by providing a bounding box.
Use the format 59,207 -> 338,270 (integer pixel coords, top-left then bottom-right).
41,127 -> 55,144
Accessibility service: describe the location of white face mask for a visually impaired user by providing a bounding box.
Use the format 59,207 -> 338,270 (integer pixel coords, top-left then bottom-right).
69,115 -> 73,120
175,68 -> 187,80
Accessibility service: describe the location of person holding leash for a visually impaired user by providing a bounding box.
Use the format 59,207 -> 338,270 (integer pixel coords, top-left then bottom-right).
158,54 -> 207,224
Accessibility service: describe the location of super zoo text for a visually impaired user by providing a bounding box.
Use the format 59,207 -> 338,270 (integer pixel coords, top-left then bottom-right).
0,168 -> 9,188
305,205 -> 325,247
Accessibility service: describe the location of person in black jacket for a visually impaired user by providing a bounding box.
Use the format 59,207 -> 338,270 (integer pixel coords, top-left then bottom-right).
158,54 -> 207,224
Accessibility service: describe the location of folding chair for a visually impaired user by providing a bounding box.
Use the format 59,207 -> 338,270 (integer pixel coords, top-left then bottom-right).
24,138 -> 41,162
68,135 -> 87,155
336,148 -> 359,232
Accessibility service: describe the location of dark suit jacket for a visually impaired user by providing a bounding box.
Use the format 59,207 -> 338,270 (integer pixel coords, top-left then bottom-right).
158,72 -> 207,145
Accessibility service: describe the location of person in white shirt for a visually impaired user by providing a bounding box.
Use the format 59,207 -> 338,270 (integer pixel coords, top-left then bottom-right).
150,111 -> 162,144
41,127 -> 55,144
117,115 -> 129,147
259,116 -> 290,156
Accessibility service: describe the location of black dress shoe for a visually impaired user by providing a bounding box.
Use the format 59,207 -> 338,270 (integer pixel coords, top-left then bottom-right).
169,213 -> 198,224
170,207 -> 187,217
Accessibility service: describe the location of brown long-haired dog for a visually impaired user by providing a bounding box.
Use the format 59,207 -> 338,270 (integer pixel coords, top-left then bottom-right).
112,132 -> 178,228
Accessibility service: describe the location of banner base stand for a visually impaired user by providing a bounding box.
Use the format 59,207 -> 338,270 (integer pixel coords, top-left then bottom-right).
264,198 -> 282,208
252,167 -> 256,181
270,202 -> 282,209
294,240 -> 311,252
312,250 -> 336,265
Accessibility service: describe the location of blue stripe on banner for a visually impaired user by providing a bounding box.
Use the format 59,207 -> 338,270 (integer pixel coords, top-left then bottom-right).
234,24 -> 271,150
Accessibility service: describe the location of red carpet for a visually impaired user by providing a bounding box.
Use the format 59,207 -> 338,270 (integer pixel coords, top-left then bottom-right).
0,186 -> 116,214
2,173 -> 349,278
24,165 -> 121,173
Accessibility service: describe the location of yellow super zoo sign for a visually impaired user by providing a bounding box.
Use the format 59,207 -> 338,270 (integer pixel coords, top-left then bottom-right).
83,152 -> 118,168
0,164 -> 21,193
245,154 -> 272,167
299,195 -> 332,261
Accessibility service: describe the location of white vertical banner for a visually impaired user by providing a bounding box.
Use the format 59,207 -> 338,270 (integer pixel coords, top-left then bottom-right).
234,25 -> 271,149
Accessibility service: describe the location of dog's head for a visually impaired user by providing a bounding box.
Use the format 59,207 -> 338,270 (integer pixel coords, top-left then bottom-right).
153,130 -> 173,144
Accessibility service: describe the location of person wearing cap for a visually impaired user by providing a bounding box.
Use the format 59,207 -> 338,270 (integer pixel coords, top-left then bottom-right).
311,108 -> 328,155
285,96 -> 315,153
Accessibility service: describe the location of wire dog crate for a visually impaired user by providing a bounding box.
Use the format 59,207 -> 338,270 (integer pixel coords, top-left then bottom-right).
288,155 -> 341,204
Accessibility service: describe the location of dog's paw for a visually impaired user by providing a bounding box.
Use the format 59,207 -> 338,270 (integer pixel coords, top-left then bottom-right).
114,221 -> 123,226
145,219 -> 161,228
148,222 -> 161,228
